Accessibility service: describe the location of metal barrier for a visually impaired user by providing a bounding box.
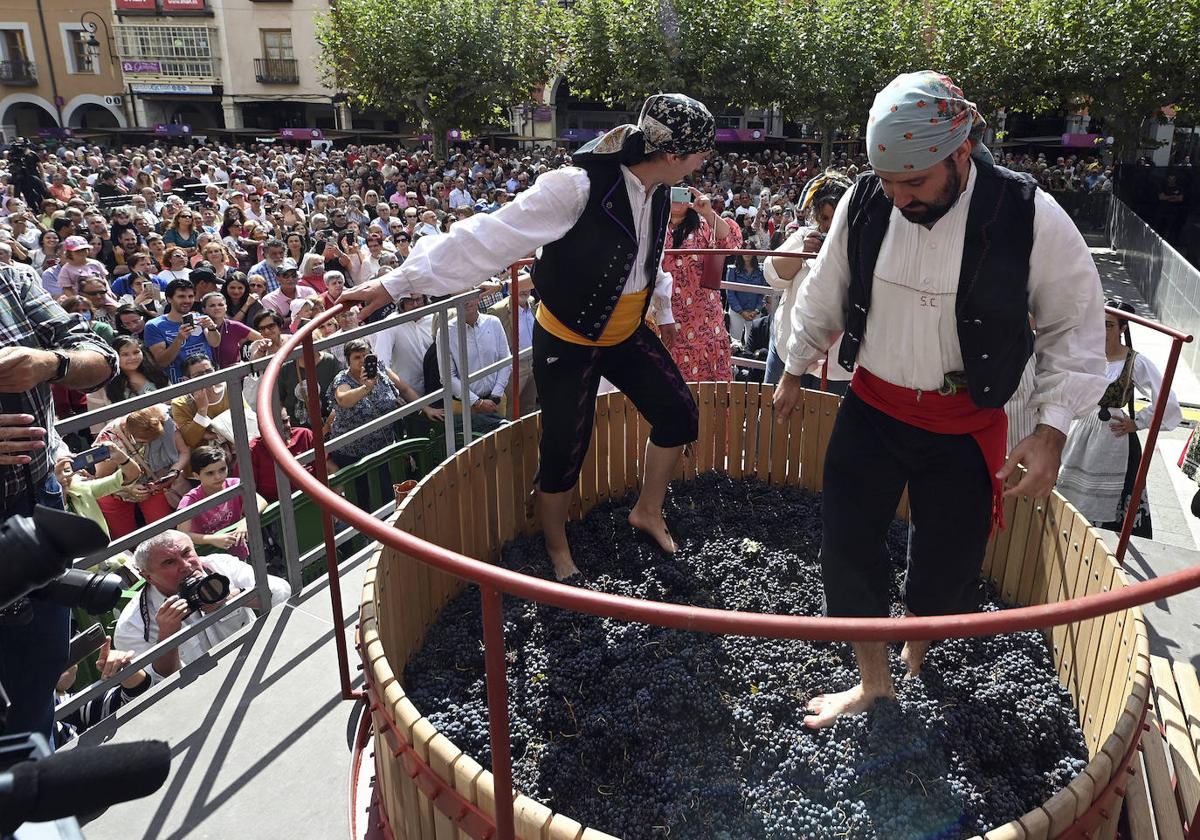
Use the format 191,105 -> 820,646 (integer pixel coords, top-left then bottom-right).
52,291 -> 528,719
262,251 -> 1197,840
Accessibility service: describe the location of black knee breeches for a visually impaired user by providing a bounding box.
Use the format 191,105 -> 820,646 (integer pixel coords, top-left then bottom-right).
532,322 -> 698,493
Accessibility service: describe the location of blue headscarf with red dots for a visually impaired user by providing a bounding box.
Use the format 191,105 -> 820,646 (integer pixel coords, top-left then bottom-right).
866,71 -> 994,173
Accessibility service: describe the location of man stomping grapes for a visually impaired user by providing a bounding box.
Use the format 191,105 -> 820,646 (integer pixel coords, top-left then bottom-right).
344,95 -> 714,580
773,71 -> 1108,728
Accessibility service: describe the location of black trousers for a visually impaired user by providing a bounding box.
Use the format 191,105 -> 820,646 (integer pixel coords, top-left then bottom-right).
820,390 -> 992,618
532,322 -> 698,493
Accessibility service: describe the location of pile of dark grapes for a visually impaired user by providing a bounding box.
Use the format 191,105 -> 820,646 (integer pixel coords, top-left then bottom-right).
404,472 -> 1089,840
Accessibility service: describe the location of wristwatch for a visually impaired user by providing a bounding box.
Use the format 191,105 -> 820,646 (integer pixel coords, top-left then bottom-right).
47,350 -> 70,383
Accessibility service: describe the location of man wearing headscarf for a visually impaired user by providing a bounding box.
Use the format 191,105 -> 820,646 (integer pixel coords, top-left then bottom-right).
345,94 -> 716,579
774,71 -> 1108,727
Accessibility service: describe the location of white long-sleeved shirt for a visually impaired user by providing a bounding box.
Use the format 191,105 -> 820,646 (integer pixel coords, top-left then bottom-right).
444,312 -> 512,403
373,313 -> 435,394
784,162 -> 1108,434
380,166 -> 677,325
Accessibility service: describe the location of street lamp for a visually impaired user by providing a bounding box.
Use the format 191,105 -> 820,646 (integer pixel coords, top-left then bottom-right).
79,11 -> 115,69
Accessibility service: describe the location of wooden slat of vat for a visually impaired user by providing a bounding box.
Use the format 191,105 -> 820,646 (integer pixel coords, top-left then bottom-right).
1041,782 -> 1082,837
1061,533 -> 1106,720
677,384 -> 700,482
728,382 -> 748,479
696,383 -> 716,474
1123,752 -> 1158,840
523,416 -> 542,533
1050,513 -> 1091,699
1076,560 -> 1120,750
468,443 -> 488,561
607,394 -> 627,495
450,754 -> 484,840
769,386 -> 791,486
1038,495 -> 1071,610
512,795 -> 552,840
1075,746 -> 1113,822
1095,616 -> 1145,752
545,814 -> 585,840
713,382 -> 730,474
812,391 -> 839,493
986,474 -> 1024,588
635,394 -> 652,483
578,412 -> 599,518
1015,496 -> 1051,607
482,430 -> 503,551
432,466 -> 460,617
1172,660 -> 1200,763
426,733 -> 462,840
1142,697 -> 1187,840
800,391 -> 822,492
1151,656 -> 1200,826
750,384 -> 773,483
499,423 -> 521,546
982,820 -> 1027,838
1015,805 -> 1051,840
579,829 -> 622,839
999,493 -> 1036,602
453,451 -> 476,567
785,388 -> 805,486
594,394 -> 612,504
410,717 -> 439,838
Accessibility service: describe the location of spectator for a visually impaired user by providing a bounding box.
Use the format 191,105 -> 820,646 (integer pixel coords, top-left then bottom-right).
53,442 -> 142,539
374,293 -> 434,396
488,282 -> 537,414
170,353 -> 232,451
203,290 -> 259,367
250,238 -> 287,292
444,297 -> 511,419
56,235 -> 108,297
248,310 -> 287,360
114,303 -> 155,339
156,246 -> 192,284
76,276 -> 118,338
327,338 -> 440,468
249,411 -> 314,502
113,531 -> 289,682
105,335 -> 169,403
144,278 -> 218,382
178,445 -> 267,559
162,207 -> 200,253
726,254 -> 768,348
30,229 -> 60,273
93,404 -> 188,538
261,260 -> 316,317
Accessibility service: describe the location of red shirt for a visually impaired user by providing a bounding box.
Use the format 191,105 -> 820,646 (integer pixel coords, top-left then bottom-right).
249,426 -> 314,502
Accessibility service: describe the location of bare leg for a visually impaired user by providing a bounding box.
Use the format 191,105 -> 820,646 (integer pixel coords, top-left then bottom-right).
537,489 -> 580,580
628,441 -> 684,553
901,611 -> 932,677
804,642 -> 895,729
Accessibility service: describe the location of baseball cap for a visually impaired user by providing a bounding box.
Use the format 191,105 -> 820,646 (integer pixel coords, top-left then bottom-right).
63,235 -> 91,252
278,258 -> 299,275
191,262 -> 220,285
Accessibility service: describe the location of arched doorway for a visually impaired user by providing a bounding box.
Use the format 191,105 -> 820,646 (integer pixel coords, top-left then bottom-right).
66,103 -> 120,129
0,97 -> 57,141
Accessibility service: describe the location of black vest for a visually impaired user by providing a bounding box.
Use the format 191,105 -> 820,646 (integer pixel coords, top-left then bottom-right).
532,160 -> 670,341
842,159 -> 1037,408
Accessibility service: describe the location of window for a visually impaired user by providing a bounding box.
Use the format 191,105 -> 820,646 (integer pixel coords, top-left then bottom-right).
113,25 -> 219,79
61,25 -> 97,74
260,29 -> 293,60
0,25 -> 35,84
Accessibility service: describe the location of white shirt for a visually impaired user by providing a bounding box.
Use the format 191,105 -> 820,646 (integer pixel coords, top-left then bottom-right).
448,188 -> 474,209
444,312 -> 511,403
374,313 -> 435,394
784,161 -> 1108,434
114,554 -> 290,682
380,166 -> 677,325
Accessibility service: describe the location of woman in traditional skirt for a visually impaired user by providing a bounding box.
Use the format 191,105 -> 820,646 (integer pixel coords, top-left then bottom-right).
1058,300 -> 1182,537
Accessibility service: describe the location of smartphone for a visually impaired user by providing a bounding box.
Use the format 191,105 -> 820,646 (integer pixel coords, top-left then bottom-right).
183,313 -> 196,328
149,468 -> 182,489
67,623 -> 107,668
363,353 -> 379,380
670,186 -> 691,204
71,444 -> 111,472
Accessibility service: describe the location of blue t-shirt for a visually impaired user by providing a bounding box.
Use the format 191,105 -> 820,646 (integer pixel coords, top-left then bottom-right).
143,315 -> 213,383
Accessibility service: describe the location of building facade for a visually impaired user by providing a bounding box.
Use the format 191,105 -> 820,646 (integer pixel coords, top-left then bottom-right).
0,0 -> 128,141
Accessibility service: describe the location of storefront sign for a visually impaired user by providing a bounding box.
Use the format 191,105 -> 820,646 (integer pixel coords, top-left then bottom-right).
279,128 -> 324,140
532,106 -> 553,123
114,0 -> 156,10
715,128 -> 765,142
121,60 -> 162,74
160,0 -> 207,10
559,128 -> 606,142
130,82 -> 213,94
155,123 -> 192,136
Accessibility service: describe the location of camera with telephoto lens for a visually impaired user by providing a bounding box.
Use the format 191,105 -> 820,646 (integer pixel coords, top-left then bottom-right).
0,506 -> 122,626
177,570 -> 230,614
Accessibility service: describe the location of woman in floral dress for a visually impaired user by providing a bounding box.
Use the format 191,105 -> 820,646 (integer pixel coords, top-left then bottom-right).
662,187 -> 740,382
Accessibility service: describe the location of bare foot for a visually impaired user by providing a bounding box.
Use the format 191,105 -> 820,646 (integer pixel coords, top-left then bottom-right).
803,683 -> 893,729
901,641 -> 930,678
628,508 -> 677,555
549,546 -> 581,581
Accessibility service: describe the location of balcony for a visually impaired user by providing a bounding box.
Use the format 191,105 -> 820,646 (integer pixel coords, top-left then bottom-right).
254,57 -> 298,84
0,59 -> 36,85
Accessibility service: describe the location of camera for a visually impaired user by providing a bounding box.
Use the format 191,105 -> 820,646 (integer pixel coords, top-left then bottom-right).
0,506 -> 120,621
177,570 -> 230,613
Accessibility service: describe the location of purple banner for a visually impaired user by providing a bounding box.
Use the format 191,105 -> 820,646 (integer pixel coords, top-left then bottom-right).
715,128 -> 766,142
559,128 -> 606,142
121,60 -> 162,74
279,128 -> 325,140
37,128 -> 73,139
533,106 -> 553,123
1061,133 -> 1101,148
154,123 -> 191,136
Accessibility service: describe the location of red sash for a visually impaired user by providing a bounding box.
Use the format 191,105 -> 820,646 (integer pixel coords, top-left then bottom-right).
849,367 -> 1009,531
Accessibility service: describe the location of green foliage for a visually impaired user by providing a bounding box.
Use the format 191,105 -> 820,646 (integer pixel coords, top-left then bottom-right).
316,0 -> 562,155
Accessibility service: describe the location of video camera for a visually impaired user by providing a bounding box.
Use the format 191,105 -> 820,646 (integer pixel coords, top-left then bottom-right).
0,507 -> 124,629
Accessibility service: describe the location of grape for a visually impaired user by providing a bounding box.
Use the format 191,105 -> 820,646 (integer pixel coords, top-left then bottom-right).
404,472 -> 1091,840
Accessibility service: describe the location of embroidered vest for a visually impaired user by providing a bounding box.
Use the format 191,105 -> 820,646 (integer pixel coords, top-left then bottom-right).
842,159 -> 1037,408
531,161 -> 670,342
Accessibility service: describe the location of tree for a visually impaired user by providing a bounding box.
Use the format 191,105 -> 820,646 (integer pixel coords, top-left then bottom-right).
316,0 -> 562,157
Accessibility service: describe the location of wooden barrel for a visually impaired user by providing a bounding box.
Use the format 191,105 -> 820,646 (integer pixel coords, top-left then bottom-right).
358,383 -> 1151,840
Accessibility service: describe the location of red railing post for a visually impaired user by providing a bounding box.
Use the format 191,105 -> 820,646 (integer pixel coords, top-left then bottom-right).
480,584 -> 515,840
1115,333 -> 1184,564
301,328 -> 361,701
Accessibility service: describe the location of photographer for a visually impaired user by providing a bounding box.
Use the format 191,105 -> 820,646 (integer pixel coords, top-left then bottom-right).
113,530 -> 289,681
0,262 -> 118,741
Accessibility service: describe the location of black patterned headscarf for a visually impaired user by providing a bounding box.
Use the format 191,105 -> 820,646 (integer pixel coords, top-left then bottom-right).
573,93 -> 715,165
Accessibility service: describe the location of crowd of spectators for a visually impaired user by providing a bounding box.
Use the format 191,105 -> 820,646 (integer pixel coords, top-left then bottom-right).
0,132 -> 1122,736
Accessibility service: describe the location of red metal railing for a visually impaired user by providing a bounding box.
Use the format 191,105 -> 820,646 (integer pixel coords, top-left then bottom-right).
260,252 -> 1195,840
